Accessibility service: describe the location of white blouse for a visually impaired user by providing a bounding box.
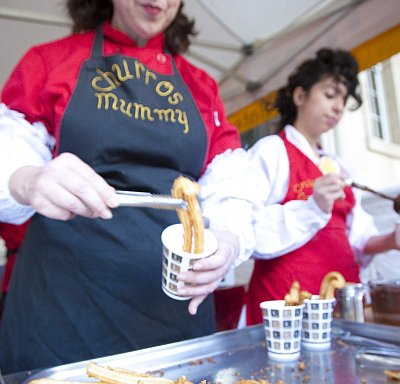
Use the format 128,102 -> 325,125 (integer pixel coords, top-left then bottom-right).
199,125 -> 378,267
0,107 -> 377,268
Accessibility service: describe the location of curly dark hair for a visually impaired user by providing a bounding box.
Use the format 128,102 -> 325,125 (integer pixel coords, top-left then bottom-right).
275,48 -> 362,131
66,0 -> 196,55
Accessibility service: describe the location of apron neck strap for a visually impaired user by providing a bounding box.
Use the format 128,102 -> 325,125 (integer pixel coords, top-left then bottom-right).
91,23 -> 104,59
90,23 -> 178,75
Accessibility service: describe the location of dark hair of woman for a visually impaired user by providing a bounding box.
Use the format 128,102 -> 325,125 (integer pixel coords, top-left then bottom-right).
66,0 -> 197,55
274,48 -> 363,131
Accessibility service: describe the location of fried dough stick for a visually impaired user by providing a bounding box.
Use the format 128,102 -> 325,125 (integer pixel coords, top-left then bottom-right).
171,176 -> 204,253
385,370 -> 400,381
284,281 -> 301,306
319,271 -> 346,299
284,281 -> 312,306
87,362 -> 174,384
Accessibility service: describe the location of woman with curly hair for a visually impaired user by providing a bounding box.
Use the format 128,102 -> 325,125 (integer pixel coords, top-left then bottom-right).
244,48 -> 400,325
0,0 -> 244,373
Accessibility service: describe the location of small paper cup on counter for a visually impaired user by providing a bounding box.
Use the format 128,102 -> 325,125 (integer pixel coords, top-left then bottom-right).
161,224 -> 218,300
260,300 -> 304,361
302,295 -> 336,350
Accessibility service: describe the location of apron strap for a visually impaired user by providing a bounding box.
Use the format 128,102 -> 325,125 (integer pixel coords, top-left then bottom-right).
91,23 -> 179,78
91,23 -> 104,59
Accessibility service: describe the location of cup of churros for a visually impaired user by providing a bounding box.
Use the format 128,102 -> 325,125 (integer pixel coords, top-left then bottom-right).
301,295 -> 336,350
302,272 -> 345,350
161,176 -> 218,300
260,282 -> 307,361
259,299 -> 304,361
161,224 -> 218,300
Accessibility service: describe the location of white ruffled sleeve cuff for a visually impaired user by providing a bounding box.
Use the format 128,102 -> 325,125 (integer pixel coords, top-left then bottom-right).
199,148 -> 258,266
0,103 -> 54,224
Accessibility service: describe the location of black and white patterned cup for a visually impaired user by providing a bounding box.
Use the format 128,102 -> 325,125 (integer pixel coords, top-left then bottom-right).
260,300 -> 304,361
302,295 -> 336,350
161,224 -> 218,300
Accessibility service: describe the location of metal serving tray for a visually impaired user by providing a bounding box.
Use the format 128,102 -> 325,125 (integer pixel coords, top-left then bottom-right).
5,321 -> 400,384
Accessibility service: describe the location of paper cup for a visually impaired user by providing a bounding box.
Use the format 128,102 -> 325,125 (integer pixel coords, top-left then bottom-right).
302,295 -> 336,350
260,300 -> 304,361
161,224 -> 218,300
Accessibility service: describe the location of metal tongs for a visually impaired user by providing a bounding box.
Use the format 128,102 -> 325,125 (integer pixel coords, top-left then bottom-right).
116,190 -> 187,211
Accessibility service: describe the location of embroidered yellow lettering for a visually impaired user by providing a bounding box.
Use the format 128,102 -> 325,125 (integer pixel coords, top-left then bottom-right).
156,81 -> 174,97
145,71 -> 157,85
95,93 -> 119,110
133,103 -> 155,121
112,60 -> 134,82
176,109 -> 189,134
156,81 -> 183,106
153,108 -> 176,123
119,99 -> 133,117
94,91 -> 189,133
132,60 -> 157,84
134,61 -> 145,78
168,92 -> 183,106
92,69 -> 120,92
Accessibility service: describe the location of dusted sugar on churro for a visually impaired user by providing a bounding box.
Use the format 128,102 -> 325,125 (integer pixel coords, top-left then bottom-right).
171,176 -> 204,254
319,156 -> 340,175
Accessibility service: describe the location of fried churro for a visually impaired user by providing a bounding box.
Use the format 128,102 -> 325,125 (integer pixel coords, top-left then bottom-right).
171,176 -> 204,254
284,281 -> 312,306
87,362 -> 174,384
319,271 -> 346,299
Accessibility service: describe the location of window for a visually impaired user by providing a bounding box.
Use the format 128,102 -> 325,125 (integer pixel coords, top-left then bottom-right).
362,52 -> 400,158
366,63 -> 390,141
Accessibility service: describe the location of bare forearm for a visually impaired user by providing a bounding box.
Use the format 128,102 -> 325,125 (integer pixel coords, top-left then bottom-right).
364,231 -> 399,255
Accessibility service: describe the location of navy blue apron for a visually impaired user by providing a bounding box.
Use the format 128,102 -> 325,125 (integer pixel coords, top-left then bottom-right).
0,26 -> 214,374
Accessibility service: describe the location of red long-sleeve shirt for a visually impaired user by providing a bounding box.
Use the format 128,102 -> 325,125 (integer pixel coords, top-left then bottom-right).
2,21 -> 240,173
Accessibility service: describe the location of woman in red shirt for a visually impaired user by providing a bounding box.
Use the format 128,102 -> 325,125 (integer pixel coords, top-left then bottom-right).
0,0 -> 241,373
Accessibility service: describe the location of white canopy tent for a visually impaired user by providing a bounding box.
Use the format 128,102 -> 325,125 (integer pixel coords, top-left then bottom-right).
184,0 -> 400,115
1,0 -> 400,126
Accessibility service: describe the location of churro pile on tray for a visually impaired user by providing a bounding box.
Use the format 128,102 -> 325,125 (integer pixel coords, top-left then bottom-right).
171,176 -> 204,254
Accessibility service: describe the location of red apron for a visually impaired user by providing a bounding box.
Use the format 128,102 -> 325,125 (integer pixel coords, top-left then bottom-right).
246,132 -> 360,325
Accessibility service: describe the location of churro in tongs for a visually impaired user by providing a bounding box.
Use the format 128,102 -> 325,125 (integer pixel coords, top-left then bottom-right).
171,176 -> 204,254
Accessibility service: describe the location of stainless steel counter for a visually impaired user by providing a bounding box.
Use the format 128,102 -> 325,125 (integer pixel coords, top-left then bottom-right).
5,320 -> 400,384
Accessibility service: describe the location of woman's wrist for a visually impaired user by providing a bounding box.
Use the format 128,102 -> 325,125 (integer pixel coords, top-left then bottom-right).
9,165 -> 41,205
